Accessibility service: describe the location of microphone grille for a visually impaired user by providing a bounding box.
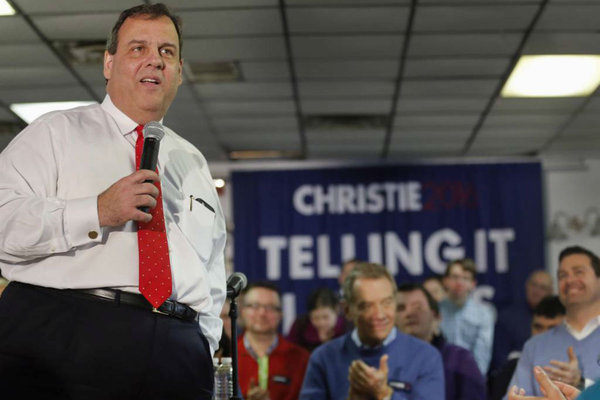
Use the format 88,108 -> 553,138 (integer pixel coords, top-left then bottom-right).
143,121 -> 165,141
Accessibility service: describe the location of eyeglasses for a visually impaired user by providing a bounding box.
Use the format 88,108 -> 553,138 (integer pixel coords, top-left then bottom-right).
244,303 -> 282,313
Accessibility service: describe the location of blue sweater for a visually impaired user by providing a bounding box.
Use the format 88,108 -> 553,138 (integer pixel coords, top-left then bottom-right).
299,331 -> 444,400
505,324 -> 600,399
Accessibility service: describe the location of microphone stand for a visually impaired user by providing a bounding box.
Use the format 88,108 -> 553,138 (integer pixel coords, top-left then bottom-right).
228,296 -> 242,400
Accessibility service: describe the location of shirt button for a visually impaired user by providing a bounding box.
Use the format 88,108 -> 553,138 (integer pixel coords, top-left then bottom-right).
88,231 -> 98,239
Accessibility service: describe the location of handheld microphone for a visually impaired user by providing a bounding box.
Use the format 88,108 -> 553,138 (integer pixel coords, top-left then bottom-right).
139,121 -> 165,213
226,272 -> 248,298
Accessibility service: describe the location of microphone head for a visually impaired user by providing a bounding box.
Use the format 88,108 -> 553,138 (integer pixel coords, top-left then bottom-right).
230,272 -> 248,289
143,121 -> 165,141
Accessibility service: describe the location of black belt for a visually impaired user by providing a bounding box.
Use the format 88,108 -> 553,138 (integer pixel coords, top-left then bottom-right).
12,282 -> 199,323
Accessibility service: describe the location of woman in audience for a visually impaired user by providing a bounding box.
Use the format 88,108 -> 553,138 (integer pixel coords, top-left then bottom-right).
287,287 -> 347,352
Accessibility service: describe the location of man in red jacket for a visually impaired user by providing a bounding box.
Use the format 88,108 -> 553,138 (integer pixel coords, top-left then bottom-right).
238,282 -> 310,400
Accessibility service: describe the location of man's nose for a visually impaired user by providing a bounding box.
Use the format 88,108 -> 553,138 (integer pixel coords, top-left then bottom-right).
147,48 -> 165,69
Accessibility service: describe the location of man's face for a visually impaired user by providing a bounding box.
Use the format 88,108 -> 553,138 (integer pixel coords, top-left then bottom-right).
531,314 -> 564,336
444,263 -> 475,302
104,15 -> 182,123
423,278 -> 447,303
395,290 -> 437,342
558,253 -> 600,309
526,271 -> 553,309
241,287 -> 282,335
347,277 -> 396,347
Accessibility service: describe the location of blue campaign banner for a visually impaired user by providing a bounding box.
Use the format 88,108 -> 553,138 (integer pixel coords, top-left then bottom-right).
232,162 -> 544,331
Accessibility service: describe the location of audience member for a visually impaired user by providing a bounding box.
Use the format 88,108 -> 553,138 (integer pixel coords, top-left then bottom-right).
440,258 -> 495,374
488,295 -> 565,400
493,270 -> 553,369
238,282 -> 310,400
0,277 -> 7,297
505,246 -> 600,398
396,283 -> 485,400
508,367 -> 585,400
287,287 -> 347,352
300,262 -> 444,399
423,275 -> 447,303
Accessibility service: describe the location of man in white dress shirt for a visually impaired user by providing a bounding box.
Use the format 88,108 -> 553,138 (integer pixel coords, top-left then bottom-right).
0,4 -> 226,399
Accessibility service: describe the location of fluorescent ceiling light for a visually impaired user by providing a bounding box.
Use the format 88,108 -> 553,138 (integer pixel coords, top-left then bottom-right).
0,0 -> 15,15
10,101 -> 97,123
502,55 -> 600,97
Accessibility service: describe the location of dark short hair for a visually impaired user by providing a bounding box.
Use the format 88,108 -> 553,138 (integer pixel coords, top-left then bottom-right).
307,287 -> 339,312
397,283 -> 439,316
559,246 -> 600,277
533,295 -> 565,319
106,3 -> 183,59
243,281 -> 281,302
444,258 -> 477,279
343,262 -> 397,305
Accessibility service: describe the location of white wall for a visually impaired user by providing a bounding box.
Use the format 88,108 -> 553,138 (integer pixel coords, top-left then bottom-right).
544,158 -> 600,282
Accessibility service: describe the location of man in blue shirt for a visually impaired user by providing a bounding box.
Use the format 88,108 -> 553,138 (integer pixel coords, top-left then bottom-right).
300,262 -> 444,400
439,258 -> 495,374
506,246 -> 600,399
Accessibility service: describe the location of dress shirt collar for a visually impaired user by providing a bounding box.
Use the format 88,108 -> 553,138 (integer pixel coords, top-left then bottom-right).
351,327 -> 397,349
101,95 -> 164,137
243,334 -> 279,360
564,315 -> 600,341
101,95 -> 138,137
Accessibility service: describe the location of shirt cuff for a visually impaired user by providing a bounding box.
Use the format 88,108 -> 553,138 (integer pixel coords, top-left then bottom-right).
64,196 -> 102,247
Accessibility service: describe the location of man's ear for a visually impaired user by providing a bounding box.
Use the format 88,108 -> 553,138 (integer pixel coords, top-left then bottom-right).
103,51 -> 113,81
177,58 -> 183,86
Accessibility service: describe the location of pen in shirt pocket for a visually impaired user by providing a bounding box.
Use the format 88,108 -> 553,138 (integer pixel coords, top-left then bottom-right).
189,195 -> 215,213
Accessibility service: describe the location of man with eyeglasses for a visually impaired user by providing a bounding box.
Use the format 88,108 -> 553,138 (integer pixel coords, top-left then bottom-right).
439,258 -> 495,375
238,282 -> 310,400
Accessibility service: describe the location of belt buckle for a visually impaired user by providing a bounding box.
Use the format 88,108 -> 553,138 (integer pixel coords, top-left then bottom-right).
152,307 -> 170,316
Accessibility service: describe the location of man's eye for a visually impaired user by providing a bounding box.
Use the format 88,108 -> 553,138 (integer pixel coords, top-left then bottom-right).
161,48 -> 174,56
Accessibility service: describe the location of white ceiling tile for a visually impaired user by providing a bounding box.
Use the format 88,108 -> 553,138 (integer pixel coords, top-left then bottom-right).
404,58 -> 510,78
401,79 -> 499,97
180,9 -> 282,36
288,7 -> 408,33
0,86 -> 96,104
239,61 -> 290,80
213,117 -> 298,132
299,81 -> 394,97
0,66 -> 79,88
194,82 -> 292,99
483,113 -> 571,127
168,0 -> 277,8
222,131 -> 300,150
493,97 -> 586,113
524,33 -> 600,54
0,16 -> 39,44
394,114 -> 480,128
536,5 -> 600,31
410,33 -> 521,57
415,5 -> 538,32
477,127 -> 554,140
292,36 -> 403,58
306,128 -> 385,143
289,0 -> 410,5
33,14 -> 116,40
203,100 -> 295,115
296,60 -> 399,79
0,44 -> 63,67
302,99 -> 391,114
396,98 -> 487,113
185,37 -> 286,62
15,0 -> 139,14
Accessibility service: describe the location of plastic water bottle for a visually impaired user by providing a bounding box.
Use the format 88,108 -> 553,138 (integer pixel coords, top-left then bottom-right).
213,357 -> 233,400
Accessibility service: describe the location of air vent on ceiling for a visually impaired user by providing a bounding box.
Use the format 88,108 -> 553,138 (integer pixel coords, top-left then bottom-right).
304,114 -> 389,130
187,61 -> 241,83
54,40 -> 106,65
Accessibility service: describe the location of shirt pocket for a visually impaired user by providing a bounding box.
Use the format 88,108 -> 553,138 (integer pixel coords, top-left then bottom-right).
177,195 -> 216,262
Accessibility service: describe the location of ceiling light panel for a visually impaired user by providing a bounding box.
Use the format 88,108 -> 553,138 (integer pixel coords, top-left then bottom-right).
502,55 -> 600,97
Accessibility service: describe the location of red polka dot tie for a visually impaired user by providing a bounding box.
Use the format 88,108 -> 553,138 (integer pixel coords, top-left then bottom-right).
135,124 -> 172,308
